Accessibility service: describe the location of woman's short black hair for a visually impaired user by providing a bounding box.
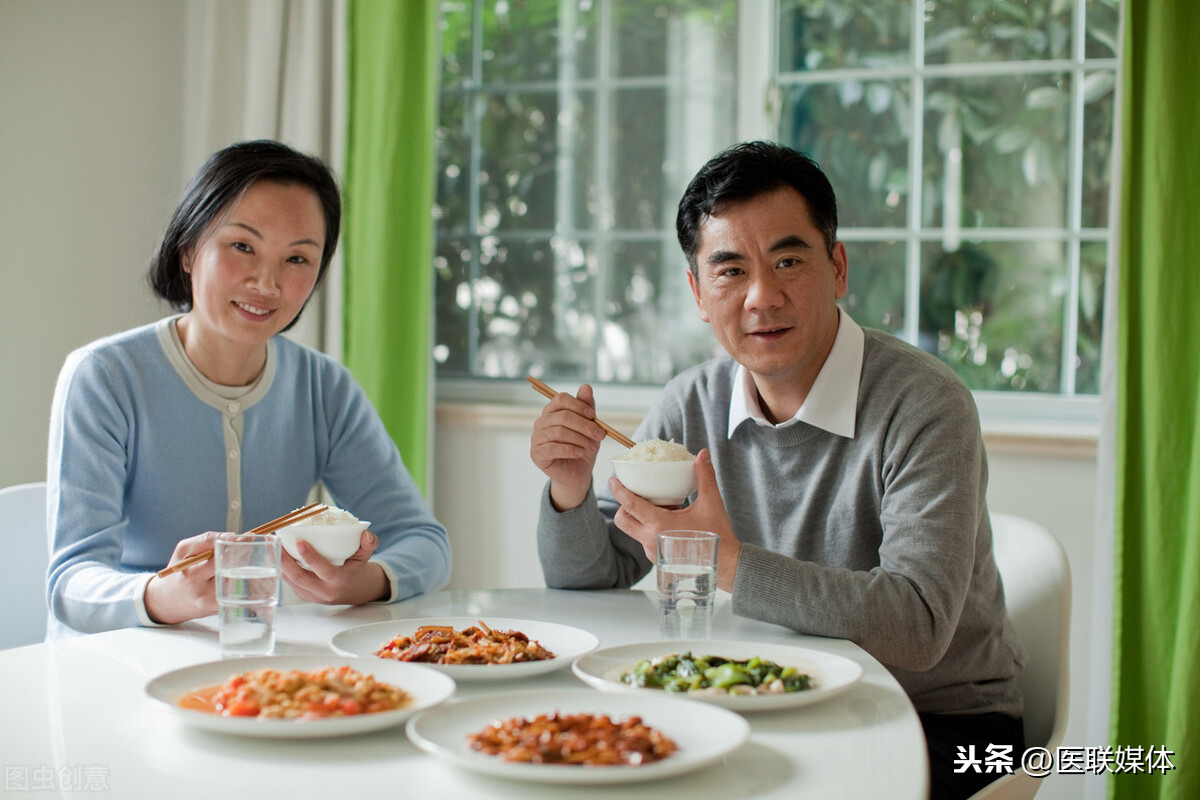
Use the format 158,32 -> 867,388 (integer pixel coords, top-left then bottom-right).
147,140 -> 341,330
676,141 -> 838,276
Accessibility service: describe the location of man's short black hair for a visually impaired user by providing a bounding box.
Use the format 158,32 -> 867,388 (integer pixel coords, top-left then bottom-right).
676,141 -> 838,275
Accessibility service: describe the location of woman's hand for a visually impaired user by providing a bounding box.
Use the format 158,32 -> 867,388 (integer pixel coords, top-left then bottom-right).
530,383 -> 608,511
145,531 -> 221,624
281,530 -> 390,605
609,449 -> 742,591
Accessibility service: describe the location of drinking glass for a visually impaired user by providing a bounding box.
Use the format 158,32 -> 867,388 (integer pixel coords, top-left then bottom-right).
656,530 -> 719,639
214,533 -> 281,657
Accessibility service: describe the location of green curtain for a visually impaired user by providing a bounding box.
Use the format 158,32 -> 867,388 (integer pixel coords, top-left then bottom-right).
343,0 -> 439,494
1111,1 -> 1200,798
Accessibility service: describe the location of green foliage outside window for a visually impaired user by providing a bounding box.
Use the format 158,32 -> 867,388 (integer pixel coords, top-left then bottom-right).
434,0 -> 1118,400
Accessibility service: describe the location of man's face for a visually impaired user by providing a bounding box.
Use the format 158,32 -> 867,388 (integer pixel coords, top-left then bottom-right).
687,185 -> 848,393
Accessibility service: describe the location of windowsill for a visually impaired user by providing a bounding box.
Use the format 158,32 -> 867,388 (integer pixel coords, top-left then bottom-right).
980,421 -> 1098,458
435,386 -> 1099,460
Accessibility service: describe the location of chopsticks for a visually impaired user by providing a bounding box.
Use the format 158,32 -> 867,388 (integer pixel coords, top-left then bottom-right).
245,502 -> 328,534
154,502 -> 327,578
526,375 -> 637,449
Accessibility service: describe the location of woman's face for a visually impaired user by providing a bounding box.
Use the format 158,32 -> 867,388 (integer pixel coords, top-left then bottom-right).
182,180 -> 325,356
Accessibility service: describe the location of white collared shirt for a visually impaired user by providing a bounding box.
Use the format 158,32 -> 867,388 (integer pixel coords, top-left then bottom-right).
727,307 -> 864,439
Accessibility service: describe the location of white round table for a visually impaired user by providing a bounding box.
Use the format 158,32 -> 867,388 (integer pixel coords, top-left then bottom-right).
0,588 -> 928,799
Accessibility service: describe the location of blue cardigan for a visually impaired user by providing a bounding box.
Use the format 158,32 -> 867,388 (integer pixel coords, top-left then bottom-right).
46,317 -> 451,636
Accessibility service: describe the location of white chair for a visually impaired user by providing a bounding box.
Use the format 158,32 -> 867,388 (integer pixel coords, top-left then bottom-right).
969,513 -> 1072,799
0,481 -> 50,649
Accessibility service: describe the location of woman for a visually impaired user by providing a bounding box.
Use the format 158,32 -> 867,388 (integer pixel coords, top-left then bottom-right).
46,140 -> 451,637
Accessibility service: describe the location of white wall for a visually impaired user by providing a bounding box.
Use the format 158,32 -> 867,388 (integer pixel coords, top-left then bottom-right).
0,0 -> 186,489
2,4 -> 1103,798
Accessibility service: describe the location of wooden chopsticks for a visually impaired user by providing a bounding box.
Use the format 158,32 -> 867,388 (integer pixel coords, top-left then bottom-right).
526,375 -> 636,449
154,502 -> 327,578
245,502 -> 328,535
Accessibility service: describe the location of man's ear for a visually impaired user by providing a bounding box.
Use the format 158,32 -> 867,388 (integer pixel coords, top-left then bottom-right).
686,267 -> 710,323
832,240 -> 849,300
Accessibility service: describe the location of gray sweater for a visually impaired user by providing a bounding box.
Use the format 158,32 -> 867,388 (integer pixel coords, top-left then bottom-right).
538,328 -> 1025,716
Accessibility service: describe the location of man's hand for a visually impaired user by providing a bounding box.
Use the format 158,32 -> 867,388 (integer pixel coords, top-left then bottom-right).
530,383 -> 608,511
609,449 -> 742,591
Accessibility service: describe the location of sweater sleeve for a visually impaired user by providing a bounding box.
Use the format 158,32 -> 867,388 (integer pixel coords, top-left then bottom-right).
315,366 -> 451,602
46,349 -> 150,634
536,396 -> 685,589
536,482 -> 652,589
730,375 -> 985,673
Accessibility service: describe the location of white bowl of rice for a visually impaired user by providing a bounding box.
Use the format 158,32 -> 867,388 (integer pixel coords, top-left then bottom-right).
610,439 -> 698,506
276,506 -> 369,568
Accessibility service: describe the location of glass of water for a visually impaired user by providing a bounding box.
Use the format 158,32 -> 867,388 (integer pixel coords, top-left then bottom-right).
656,530 -> 719,639
214,533 -> 281,658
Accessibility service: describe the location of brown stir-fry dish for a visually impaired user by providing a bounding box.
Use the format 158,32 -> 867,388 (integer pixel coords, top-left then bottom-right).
373,621 -> 556,665
467,712 -> 678,766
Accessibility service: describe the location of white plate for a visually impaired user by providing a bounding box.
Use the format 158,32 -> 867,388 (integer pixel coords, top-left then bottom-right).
571,640 -> 864,711
330,617 -> 599,681
406,688 -> 749,784
145,654 -> 455,738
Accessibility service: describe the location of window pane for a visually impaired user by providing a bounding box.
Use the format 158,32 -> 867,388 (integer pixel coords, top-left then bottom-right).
923,74 -> 1071,229
480,0 -> 597,82
565,90 -> 599,231
779,81 -> 910,229
919,240 -> 1067,393
434,93 -> 471,235
434,1 -> 1114,408
777,0 -> 910,72
1076,241 -> 1107,395
613,0 -> 735,78
478,92 -> 562,231
433,238 -> 473,374
1085,0 -> 1121,59
602,239 -> 717,383
612,89 -> 669,230
843,241 -> 907,335
1081,70 -> 1116,229
924,0 -> 1073,65
439,1 -> 475,88
479,237 -> 597,379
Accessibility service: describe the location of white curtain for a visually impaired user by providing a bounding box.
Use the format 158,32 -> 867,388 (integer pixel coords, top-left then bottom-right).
1084,4 -> 1125,798
181,0 -> 346,358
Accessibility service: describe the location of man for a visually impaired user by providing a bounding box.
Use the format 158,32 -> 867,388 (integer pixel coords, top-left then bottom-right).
530,141 -> 1026,799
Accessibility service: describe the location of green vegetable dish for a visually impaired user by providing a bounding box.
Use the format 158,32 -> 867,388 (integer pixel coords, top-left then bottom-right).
618,652 -> 814,695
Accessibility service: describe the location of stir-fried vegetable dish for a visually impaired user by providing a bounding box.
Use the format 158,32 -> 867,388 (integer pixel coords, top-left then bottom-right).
619,652 -> 813,695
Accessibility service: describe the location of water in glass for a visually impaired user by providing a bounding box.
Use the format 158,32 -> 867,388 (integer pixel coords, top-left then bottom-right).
217,565 -> 279,657
658,563 -> 716,639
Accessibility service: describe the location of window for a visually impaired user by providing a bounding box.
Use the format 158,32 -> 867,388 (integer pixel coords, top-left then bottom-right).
433,0 -> 1119,422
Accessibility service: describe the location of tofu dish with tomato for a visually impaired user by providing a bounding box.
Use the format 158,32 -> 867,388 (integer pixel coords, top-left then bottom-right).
177,665 -> 411,719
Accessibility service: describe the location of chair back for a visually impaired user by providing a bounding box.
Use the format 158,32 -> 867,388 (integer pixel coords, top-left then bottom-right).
0,482 -> 50,648
968,513 -> 1072,799
991,513 -> 1071,750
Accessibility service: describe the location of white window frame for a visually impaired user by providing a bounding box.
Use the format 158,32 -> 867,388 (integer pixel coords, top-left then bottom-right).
435,0 -> 1112,436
